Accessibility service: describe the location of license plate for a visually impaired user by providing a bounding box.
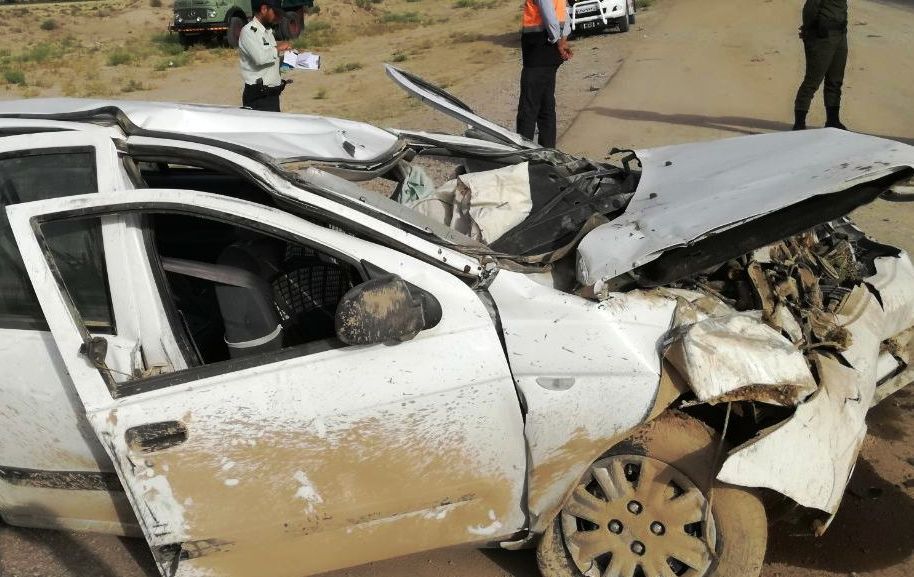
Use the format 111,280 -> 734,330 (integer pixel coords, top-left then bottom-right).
580,21 -> 599,30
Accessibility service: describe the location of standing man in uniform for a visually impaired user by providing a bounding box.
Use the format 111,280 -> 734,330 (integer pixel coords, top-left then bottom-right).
239,0 -> 292,112
516,0 -> 574,149
792,0 -> 849,130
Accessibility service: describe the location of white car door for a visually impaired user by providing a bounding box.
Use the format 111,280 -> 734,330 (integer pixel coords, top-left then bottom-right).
8,189 -> 528,577
0,130 -> 176,535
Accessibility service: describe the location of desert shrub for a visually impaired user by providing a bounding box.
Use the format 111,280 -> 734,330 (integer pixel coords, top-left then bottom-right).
381,11 -> 420,23
107,48 -> 132,66
3,69 -> 26,85
331,61 -> 362,73
40,19 -> 58,31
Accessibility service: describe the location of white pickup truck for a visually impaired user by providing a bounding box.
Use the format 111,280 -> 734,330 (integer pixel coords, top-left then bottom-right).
568,0 -> 636,36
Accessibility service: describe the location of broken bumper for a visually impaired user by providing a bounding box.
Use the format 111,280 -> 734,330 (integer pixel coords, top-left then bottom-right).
660,230 -> 914,518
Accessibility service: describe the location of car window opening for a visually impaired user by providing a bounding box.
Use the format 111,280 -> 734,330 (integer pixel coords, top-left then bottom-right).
0,149 -> 114,332
149,213 -> 361,367
136,160 -> 279,209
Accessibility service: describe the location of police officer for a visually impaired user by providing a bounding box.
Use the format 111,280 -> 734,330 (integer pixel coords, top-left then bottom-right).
792,0 -> 848,130
239,0 -> 292,112
516,0 -> 573,149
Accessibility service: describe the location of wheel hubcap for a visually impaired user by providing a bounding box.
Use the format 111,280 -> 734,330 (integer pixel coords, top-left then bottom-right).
559,455 -> 717,577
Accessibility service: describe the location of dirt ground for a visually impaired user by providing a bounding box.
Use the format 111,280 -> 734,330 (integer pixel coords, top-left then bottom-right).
1,0 -> 913,576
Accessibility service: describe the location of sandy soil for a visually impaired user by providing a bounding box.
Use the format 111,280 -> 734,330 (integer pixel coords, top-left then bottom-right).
1,0 -> 913,576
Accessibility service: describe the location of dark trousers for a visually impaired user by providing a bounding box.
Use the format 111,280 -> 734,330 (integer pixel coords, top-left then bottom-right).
794,31 -> 848,111
242,83 -> 282,112
516,66 -> 558,148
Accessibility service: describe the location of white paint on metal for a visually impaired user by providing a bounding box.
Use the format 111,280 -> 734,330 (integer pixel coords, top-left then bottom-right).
717,354 -> 869,514
717,269 -> 910,513
489,271 -> 678,531
293,471 -> 323,512
0,98 -> 400,163
385,65 -> 533,149
866,252 -> 914,339
664,312 -> 818,406
10,189 -> 528,577
125,136 -> 484,278
467,510 -> 503,536
577,130 -> 914,288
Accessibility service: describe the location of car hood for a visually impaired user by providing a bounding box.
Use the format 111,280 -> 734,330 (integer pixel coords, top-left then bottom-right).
0,98 -> 401,165
385,65 -> 538,150
576,129 -> 914,289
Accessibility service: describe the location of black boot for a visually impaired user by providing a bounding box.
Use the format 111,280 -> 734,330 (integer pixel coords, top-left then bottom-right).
792,109 -> 807,131
825,106 -> 847,130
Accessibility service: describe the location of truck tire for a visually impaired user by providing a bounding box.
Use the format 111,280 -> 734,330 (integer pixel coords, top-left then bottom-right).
537,413 -> 767,577
227,16 -> 244,48
283,10 -> 304,39
628,0 -> 636,24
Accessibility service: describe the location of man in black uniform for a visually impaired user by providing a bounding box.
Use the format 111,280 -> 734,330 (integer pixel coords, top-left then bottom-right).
516,0 -> 574,148
793,0 -> 849,130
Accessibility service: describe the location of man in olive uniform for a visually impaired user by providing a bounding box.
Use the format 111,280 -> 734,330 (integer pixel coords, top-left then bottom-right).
792,0 -> 849,130
238,0 -> 292,112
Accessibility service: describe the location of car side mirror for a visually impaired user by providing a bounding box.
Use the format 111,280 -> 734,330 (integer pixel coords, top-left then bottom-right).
335,275 -> 440,345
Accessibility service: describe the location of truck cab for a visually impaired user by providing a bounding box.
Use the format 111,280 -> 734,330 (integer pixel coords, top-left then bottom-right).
170,0 -> 314,47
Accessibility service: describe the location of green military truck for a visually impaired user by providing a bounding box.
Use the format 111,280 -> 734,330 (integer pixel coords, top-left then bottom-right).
170,0 -> 315,47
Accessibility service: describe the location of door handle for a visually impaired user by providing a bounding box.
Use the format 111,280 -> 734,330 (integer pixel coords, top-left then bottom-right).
125,421 -> 188,453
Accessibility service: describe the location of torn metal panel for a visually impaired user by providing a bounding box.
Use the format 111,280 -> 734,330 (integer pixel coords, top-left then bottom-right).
717,354 -> 868,514
577,130 -> 914,288
385,65 -> 534,150
865,253 -> 914,339
716,280 -> 891,514
664,313 -> 818,406
488,270 -> 679,532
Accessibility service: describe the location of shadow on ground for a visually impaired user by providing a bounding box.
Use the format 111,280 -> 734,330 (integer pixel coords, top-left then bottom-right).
0,512 -> 158,577
482,548 -> 539,577
586,107 -> 914,145
766,457 -> 914,573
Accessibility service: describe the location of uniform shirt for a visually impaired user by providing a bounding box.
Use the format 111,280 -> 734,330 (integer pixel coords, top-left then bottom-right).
532,0 -> 571,44
238,17 -> 281,87
521,0 -> 571,68
802,0 -> 848,27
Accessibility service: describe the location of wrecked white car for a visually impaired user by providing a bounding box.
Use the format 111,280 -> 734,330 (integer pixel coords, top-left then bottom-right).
0,66 -> 913,577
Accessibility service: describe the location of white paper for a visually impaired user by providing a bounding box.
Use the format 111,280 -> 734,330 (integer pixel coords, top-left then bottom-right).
282,51 -> 320,71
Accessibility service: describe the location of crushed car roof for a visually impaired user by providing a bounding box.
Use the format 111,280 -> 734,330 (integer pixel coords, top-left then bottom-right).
0,98 -> 401,164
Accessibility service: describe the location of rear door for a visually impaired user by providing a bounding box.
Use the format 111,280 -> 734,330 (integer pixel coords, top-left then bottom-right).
0,131 -> 161,535
7,189 -> 528,577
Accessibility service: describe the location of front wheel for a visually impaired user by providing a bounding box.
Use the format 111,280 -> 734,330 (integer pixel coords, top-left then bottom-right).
617,12 -> 630,33
282,10 -> 304,39
537,414 -> 767,577
226,16 -> 244,48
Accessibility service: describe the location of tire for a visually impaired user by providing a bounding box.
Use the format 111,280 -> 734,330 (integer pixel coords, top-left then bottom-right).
617,10 -> 630,33
283,10 -> 304,39
628,0 -> 636,24
226,15 -> 244,48
537,412 -> 767,577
